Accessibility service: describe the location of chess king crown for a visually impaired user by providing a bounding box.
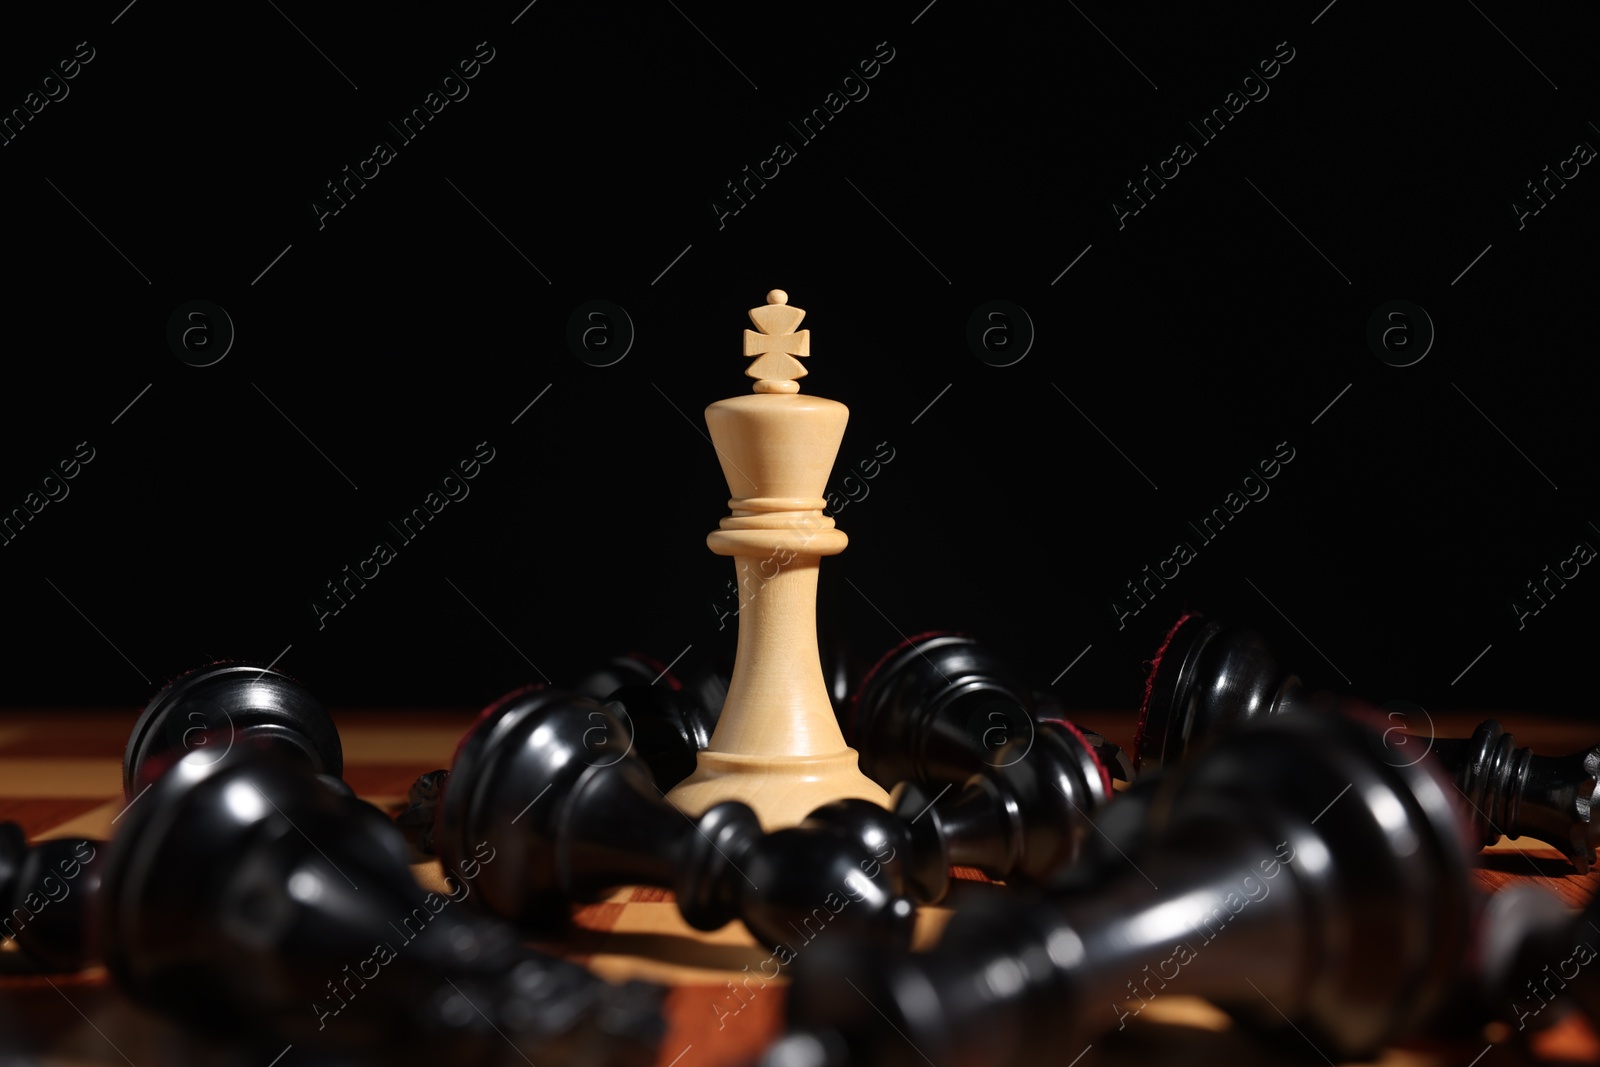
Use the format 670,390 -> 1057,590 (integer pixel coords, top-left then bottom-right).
706,288 -> 848,559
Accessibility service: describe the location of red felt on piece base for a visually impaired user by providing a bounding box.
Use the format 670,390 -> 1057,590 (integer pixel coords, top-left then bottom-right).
1132,611 -> 1199,772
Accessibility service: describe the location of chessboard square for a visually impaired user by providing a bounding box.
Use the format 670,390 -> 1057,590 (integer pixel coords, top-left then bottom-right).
630,886 -> 673,903
581,903 -> 775,985
0,759 -> 121,798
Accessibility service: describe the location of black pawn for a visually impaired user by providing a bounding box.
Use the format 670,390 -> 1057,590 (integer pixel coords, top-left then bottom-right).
1139,612 -> 1600,870
97,744 -> 665,1065
851,631 -> 1129,789
769,710 -> 1477,1067
803,717 -> 1117,903
123,660 -> 342,798
394,680 -> 722,859
600,683 -> 720,791
434,687 -> 917,953
0,823 -> 102,972
572,650 -> 732,730
571,652 -> 676,700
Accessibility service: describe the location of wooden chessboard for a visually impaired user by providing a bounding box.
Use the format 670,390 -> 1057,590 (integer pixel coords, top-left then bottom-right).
1,708 -> 1596,1067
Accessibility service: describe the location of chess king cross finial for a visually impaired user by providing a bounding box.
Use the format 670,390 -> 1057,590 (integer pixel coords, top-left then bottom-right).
743,289 -> 810,394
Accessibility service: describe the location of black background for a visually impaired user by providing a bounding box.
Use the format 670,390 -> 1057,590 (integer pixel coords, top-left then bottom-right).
2,1 -> 1596,720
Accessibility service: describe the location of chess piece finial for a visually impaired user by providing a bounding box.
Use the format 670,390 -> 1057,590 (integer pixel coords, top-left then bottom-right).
743,289 -> 811,394
665,289 -> 889,828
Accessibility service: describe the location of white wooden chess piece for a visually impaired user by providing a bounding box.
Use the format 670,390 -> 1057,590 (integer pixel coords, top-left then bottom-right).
664,290 -> 890,829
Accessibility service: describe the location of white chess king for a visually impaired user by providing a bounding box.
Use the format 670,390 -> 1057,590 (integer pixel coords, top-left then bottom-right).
663,289 -> 890,828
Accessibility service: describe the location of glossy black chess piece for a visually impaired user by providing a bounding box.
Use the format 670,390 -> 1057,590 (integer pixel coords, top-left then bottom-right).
1476,883 -> 1600,1036
122,660 -> 343,799
413,642 -> 1122,904
413,641 -> 1120,905
763,710 -> 1477,1067
5,662 -> 345,973
850,631 -> 1130,788
394,679 -> 723,859
572,649 -> 733,732
0,823 -> 102,972
571,651 -> 676,699
1138,612 -> 1600,870
803,715 -> 1118,903
434,686 -> 917,953
98,744 -> 665,1066
573,652 -> 729,789
599,683 -> 720,791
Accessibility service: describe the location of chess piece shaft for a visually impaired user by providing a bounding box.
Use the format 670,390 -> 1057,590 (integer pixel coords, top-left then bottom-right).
1138,612 -> 1600,871
770,711 -> 1476,1067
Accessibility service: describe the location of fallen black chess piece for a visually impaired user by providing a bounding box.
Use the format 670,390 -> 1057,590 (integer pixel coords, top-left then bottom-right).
0,823 -> 102,972
1138,611 -> 1600,870
1474,882 -> 1600,1036
394,676 -> 723,859
850,631 -> 1131,789
433,686 -> 918,952
98,743 -> 665,1066
4,661 -> 346,974
122,660 -> 344,798
419,666 -> 1122,909
803,710 -> 1117,903
763,710 -> 1478,1067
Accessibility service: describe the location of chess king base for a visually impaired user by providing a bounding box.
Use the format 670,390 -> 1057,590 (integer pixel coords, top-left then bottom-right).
668,552 -> 888,826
